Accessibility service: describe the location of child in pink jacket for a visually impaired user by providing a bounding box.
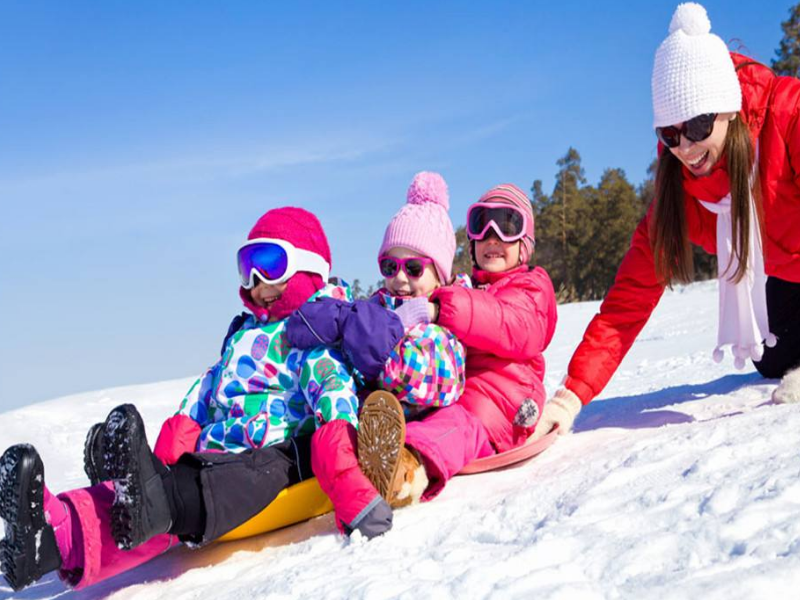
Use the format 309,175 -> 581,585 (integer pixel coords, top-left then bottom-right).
358,183 -> 558,503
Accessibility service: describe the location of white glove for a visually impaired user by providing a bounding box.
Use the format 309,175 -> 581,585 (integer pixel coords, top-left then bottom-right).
773,365 -> 800,404
530,388 -> 582,440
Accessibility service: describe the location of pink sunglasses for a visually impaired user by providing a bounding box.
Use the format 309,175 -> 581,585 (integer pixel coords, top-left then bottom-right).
378,255 -> 434,279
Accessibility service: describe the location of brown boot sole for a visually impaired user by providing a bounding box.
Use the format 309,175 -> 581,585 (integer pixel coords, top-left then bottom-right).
357,391 -> 406,502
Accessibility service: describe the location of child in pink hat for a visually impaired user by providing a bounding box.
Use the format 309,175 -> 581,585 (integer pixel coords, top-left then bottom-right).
288,172 -> 471,512
0,207 -> 389,593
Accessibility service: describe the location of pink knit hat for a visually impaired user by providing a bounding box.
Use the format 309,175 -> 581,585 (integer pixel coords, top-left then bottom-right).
473,183 -> 535,264
378,172 -> 456,284
239,206 -> 332,322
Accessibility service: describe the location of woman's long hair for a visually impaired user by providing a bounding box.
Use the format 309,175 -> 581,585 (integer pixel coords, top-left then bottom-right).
650,115 -> 761,285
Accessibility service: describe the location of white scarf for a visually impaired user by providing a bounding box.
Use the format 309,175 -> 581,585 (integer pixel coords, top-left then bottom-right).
697,172 -> 776,368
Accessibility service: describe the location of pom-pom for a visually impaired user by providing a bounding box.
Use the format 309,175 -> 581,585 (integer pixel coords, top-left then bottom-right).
669,2 -> 711,36
750,345 -> 764,362
734,356 -> 745,370
406,171 -> 449,209
765,333 -> 778,348
712,347 -> 724,363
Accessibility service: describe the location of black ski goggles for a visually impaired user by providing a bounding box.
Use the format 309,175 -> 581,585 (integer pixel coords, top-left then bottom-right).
655,113 -> 718,149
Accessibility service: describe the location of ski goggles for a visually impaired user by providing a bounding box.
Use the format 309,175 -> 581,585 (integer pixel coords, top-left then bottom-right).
378,255 -> 434,279
237,238 -> 330,288
466,202 -> 530,243
655,113 -> 718,149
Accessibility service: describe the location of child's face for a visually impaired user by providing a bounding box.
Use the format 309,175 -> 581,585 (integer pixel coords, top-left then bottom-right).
474,230 -> 521,272
250,279 -> 288,311
383,247 -> 441,298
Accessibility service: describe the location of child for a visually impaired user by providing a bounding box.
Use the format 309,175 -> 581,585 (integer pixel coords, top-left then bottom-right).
0,207 -> 388,592
287,171 -> 469,508
357,183 -> 557,504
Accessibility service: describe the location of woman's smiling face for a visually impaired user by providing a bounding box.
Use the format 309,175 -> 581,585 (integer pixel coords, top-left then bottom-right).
668,112 -> 735,177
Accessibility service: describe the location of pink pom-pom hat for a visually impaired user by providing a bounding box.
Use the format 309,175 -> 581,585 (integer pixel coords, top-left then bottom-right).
378,172 -> 456,284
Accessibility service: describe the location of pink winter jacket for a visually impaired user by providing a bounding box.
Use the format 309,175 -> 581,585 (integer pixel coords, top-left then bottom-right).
431,266 -> 557,453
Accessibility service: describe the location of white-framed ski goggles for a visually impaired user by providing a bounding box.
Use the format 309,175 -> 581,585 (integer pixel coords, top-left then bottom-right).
237,238 -> 330,288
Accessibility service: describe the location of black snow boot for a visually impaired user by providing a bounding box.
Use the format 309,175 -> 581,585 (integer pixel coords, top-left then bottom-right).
83,422 -> 109,486
0,444 -> 62,591
104,404 -> 172,550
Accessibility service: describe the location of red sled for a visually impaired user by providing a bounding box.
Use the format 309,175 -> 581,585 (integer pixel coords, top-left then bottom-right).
458,425 -> 559,475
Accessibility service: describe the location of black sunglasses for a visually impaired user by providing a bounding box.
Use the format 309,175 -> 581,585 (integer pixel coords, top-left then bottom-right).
655,113 -> 718,149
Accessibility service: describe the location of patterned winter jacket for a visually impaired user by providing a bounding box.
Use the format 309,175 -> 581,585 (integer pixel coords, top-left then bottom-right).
373,274 -> 470,408
177,283 -> 360,453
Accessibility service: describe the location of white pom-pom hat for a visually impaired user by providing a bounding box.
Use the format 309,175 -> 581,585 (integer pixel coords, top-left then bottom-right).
651,2 -> 741,128
379,171 -> 456,284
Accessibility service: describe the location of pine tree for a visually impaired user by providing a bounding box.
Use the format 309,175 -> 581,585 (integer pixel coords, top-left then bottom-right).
351,278 -> 365,299
578,169 -> 641,299
637,158 -> 657,217
773,3 -> 800,77
533,148 -> 588,301
452,225 -> 473,276
530,179 -> 549,213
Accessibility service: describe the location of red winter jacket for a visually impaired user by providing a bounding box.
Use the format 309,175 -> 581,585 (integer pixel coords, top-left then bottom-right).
432,266 -> 557,453
566,54 -> 800,404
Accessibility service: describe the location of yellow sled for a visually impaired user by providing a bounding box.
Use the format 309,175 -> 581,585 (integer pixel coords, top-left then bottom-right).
218,477 -> 333,542
216,426 -> 559,542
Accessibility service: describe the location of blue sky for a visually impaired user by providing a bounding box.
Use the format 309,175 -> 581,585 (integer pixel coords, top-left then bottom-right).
0,0 -> 790,410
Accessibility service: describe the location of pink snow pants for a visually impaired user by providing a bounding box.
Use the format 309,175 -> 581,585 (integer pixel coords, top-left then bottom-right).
56,482 -> 179,590
405,404 -> 494,500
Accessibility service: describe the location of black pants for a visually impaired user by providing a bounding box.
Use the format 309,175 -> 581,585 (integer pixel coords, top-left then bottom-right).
166,435 -> 313,545
753,276 -> 800,378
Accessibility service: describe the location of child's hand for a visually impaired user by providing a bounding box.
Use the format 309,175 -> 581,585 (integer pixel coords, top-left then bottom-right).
286,298 -> 346,348
530,388 -> 582,440
394,297 -> 431,328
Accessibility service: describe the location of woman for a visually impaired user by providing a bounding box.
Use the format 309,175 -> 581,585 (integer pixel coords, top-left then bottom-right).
535,2 -> 800,437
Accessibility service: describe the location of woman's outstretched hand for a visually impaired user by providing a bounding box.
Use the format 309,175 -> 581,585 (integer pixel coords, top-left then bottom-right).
530,388 -> 582,440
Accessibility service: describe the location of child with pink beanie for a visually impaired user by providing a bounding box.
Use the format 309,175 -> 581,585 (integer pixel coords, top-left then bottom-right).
288,171 -> 469,511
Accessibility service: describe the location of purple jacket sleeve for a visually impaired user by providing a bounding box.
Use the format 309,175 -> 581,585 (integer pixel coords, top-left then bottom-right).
286,297 -> 405,381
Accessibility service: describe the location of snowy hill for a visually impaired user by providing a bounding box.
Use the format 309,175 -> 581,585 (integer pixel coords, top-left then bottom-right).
1,281 -> 799,600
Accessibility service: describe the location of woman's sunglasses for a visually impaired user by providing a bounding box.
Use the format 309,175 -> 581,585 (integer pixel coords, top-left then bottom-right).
655,113 -> 718,149
378,255 -> 433,279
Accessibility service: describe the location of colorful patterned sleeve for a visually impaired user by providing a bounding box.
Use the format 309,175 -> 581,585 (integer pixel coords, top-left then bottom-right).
299,346 -> 360,428
176,362 -> 222,427
381,323 -> 466,407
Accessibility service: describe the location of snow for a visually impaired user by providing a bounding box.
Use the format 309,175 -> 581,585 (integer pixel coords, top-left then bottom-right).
2,280 -> 799,599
